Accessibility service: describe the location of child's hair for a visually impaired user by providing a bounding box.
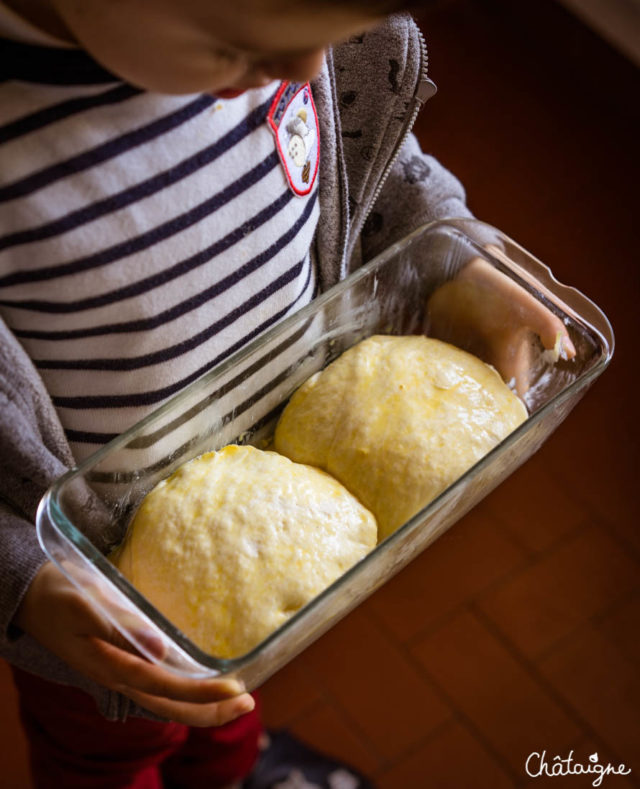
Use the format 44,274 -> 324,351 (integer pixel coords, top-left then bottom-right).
286,0 -> 431,14
329,0 -> 430,9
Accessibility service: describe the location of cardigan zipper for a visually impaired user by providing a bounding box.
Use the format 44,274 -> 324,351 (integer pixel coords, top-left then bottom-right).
361,25 -> 437,227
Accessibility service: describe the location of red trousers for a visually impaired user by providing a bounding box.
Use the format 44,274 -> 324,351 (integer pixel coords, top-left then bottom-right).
12,667 -> 262,789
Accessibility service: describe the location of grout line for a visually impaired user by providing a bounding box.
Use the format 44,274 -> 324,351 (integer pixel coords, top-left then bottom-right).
284,692 -> 385,778
468,513 -> 637,628
470,525 -> 579,594
536,461 -> 640,565
365,529 -> 536,652
469,603 -> 634,772
491,511 -> 595,567
282,695 -> 326,730
371,717 -> 457,781
489,504 -> 592,562
262,686 -> 327,733
589,586 -> 640,628
370,605 -> 524,786
590,512 -> 640,566
373,513 -> 591,655
370,523 -> 639,781
289,650 -> 390,773
530,585 -> 640,666
285,692 -> 391,778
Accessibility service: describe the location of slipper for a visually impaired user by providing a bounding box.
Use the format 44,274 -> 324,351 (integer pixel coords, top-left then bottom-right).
242,730 -> 376,789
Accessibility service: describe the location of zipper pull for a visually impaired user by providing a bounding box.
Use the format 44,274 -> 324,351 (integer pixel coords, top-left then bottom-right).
416,77 -> 438,105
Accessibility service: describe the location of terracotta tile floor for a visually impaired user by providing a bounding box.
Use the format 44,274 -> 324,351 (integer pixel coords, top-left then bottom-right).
1,0 -> 638,787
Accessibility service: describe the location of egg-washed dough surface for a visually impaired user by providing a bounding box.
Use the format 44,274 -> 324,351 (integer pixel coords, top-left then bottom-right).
274,335 -> 528,540
113,445 -> 377,658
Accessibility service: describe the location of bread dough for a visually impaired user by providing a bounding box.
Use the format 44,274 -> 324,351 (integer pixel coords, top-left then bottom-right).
112,445 -> 377,658
274,335 -> 528,541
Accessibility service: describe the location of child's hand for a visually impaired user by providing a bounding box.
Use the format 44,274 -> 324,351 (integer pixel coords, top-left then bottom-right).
14,561 -> 255,727
427,255 -> 576,396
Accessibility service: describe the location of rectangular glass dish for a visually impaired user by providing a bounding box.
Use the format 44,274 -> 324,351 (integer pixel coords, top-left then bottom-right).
36,218 -> 614,689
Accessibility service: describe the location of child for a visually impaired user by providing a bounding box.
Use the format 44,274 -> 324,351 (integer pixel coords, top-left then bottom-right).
0,0 -> 572,786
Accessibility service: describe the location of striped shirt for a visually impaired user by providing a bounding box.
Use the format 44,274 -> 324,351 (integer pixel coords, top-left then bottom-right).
0,24 -> 320,463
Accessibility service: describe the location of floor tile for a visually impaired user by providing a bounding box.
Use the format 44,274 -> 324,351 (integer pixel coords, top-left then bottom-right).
377,720 -> 515,789
365,500 -> 527,643
0,660 -> 32,789
538,622 -> 640,770
483,453 -> 589,556
288,700 -> 382,779
541,387 -> 640,557
593,592 -> 640,667
259,658 -> 323,730
299,609 -> 453,762
478,523 -> 640,659
412,609 -> 583,773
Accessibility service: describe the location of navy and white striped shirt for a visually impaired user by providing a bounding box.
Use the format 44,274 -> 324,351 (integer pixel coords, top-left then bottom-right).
0,21 -> 320,462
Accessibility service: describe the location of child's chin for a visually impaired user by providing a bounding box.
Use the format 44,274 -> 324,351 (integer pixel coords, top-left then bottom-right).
215,88 -> 247,99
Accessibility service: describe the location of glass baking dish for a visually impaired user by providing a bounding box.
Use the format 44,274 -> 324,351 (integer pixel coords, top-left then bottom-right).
36,218 -> 614,689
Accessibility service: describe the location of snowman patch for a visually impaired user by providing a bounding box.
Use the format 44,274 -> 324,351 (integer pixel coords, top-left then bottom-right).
268,82 -> 319,196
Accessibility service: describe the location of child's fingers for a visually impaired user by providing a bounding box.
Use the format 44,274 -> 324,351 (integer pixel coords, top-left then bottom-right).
518,301 -> 575,359
86,636 -> 245,703
17,562 -> 251,725
118,686 -> 255,727
56,562 -> 168,657
460,256 -> 577,360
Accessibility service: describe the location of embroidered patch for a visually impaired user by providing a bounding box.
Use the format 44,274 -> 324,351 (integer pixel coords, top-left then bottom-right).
268,82 -> 320,196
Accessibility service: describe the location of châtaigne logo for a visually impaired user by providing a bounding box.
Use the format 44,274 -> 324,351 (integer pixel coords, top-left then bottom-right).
525,750 -> 632,786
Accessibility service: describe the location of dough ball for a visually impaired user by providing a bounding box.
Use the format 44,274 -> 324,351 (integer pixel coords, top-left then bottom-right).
274,335 -> 527,541
113,445 -> 377,658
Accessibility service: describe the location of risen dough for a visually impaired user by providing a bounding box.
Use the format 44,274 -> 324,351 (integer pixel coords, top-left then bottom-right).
274,335 -> 528,541
113,445 -> 377,658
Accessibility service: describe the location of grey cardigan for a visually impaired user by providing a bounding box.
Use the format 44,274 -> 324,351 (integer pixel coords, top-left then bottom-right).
0,14 -> 470,720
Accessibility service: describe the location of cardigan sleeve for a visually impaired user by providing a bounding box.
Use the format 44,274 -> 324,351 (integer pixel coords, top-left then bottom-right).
0,316 -> 74,643
359,132 -> 472,263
